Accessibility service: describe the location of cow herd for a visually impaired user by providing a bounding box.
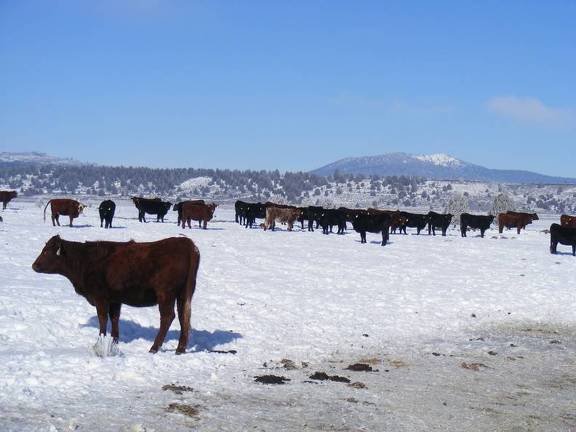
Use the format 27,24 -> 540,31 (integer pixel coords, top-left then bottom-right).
235,200 -> 576,255
1,190 -> 576,256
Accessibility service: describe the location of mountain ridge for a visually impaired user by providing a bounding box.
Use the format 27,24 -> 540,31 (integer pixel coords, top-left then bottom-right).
0,151 -> 83,166
311,152 -> 576,184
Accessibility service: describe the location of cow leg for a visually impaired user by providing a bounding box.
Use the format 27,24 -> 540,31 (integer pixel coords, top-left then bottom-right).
550,240 -> 557,254
109,303 -> 122,343
69,216 -> 74,227
100,218 -> 104,228
572,245 -> 575,256
480,228 -> 486,238
176,297 -> 191,354
203,220 -> 207,229
150,297 -> 176,354
381,231 -> 387,246
499,224 -> 503,234
95,301 -> 110,337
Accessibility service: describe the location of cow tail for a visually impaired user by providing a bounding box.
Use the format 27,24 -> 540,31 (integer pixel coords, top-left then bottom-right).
184,241 -> 200,304
43,199 -> 53,223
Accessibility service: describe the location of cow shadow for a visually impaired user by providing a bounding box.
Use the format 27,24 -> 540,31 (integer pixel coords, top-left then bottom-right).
69,224 -> 94,229
82,316 -> 242,352
369,240 -> 394,245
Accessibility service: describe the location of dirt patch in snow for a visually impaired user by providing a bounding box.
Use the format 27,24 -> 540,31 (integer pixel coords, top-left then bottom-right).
165,403 -> 201,419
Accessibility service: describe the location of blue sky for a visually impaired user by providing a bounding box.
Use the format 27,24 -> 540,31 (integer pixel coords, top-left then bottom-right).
1,1 -> 575,176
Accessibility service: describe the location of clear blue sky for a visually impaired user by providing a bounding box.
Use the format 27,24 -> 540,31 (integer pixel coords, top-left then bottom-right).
1,1 -> 575,176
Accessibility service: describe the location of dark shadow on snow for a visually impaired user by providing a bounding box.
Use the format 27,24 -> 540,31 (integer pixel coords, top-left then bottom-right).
178,227 -> 225,231
81,316 -> 242,352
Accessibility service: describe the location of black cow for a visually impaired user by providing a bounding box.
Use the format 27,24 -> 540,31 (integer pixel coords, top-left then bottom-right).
98,200 -> 116,229
550,223 -> 576,256
352,213 -> 391,246
244,202 -> 266,228
131,197 -> 172,223
235,200 -> 249,224
427,211 -> 453,236
460,213 -> 495,238
395,212 -> 429,235
319,209 -> 347,234
339,207 -> 367,223
299,206 -> 323,231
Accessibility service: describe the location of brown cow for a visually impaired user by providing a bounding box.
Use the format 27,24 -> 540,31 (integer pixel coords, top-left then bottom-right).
181,202 -> 218,229
560,214 -> 576,228
174,200 -> 206,225
43,199 -> 86,227
32,235 -> 200,354
498,211 -> 538,234
264,206 -> 302,231
0,190 -> 17,210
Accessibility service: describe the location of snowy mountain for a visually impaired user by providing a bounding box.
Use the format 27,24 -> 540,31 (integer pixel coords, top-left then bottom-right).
312,152 -> 576,184
0,151 -> 83,166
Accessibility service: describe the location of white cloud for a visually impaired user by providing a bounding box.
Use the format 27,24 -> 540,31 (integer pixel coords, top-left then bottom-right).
486,96 -> 576,128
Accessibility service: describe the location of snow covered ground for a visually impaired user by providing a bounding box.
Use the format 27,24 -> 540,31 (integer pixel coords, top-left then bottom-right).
1,199 -> 575,431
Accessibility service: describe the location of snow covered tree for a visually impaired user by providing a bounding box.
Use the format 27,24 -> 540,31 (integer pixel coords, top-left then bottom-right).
490,193 -> 515,218
444,193 -> 469,226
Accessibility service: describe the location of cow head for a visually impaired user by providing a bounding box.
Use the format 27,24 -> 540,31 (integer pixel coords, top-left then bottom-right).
32,235 -> 66,274
207,203 -> 218,219
531,213 -> 539,221
173,202 -> 181,211
397,215 -> 409,225
78,203 -> 87,214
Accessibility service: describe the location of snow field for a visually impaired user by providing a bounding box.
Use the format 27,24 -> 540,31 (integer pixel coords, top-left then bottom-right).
0,200 -> 575,431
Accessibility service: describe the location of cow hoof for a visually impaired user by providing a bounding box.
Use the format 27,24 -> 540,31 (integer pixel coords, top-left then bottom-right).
175,348 -> 186,355
149,347 -> 158,354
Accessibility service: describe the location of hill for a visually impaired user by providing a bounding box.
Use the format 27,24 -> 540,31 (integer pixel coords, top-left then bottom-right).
312,152 -> 576,185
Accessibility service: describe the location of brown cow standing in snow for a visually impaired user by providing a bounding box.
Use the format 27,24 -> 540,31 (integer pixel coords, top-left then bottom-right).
43,199 -> 87,227
181,202 -> 218,229
498,211 -> 538,234
32,235 -> 201,354
264,206 -> 302,231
